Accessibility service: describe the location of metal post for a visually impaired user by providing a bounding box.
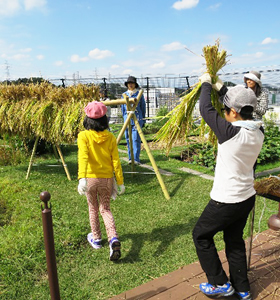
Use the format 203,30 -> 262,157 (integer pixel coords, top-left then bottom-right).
40,191 -> 61,300
186,76 -> 190,90
246,205 -> 255,270
146,77 -> 150,118
102,77 -> 108,98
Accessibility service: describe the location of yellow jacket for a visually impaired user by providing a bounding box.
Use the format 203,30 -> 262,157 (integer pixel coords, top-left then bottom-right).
78,129 -> 124,185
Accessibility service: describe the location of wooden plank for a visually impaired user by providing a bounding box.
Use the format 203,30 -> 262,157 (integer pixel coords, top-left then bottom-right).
109,230 -> 280,300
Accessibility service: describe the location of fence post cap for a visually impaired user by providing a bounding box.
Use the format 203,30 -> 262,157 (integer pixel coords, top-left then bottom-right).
40,191 -> 51,208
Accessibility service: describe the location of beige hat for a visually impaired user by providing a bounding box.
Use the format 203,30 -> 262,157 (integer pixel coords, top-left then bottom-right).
244,70 -> 262,88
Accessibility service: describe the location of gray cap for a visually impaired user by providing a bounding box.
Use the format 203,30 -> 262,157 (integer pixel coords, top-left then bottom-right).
223,85 -> 257,113
244,70 -> 262,87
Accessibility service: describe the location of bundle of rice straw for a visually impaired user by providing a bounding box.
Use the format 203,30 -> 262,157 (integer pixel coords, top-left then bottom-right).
155,39 -> 230,154
0,82 -> 99,144
254,175 -> 280,195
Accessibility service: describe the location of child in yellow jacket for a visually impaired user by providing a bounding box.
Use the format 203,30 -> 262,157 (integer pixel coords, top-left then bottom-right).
77,101 -> 125,261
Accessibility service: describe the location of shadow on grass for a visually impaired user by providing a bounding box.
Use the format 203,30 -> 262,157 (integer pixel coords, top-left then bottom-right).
119,218 -> 197,264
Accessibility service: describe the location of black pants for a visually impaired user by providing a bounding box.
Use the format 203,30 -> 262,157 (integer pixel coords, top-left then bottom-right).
192,195 -> 255,292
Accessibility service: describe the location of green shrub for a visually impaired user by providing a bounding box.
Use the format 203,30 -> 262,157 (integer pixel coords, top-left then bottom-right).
181,118 -> 280,169
0,135 -> 28,166
143,106 -> 169,134
257,118 -> 280,164
181,142 -> 217,170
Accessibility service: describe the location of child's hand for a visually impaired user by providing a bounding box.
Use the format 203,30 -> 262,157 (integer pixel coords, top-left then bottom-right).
78,178 -> 87,195
118,184 -> 125,195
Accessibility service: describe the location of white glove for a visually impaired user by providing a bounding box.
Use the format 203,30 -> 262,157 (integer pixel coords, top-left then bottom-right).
78,178 -> 87,195
111,178 -> 118,200
212,77 -> 224,91
199,73 -> 212,84
118,184 -> 125,195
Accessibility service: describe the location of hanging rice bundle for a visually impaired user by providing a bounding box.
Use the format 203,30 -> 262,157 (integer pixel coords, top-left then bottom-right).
254,175 -> 280,195
155,40 -> 230,154
0,82 -> 99,144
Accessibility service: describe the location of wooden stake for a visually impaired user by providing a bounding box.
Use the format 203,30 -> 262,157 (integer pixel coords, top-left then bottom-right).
133,114 -> 170,200
55,144 -> 71,181
26,136 -> 40,179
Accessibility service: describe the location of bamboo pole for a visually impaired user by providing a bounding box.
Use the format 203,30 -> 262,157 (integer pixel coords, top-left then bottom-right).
116,90 -> 143,145
26,136 -> 40,179
133,114 -> 170,200
116,112 -> 134,145
52,145 -> 60,161
55,144 -> 71,181
102,98 -> 137,106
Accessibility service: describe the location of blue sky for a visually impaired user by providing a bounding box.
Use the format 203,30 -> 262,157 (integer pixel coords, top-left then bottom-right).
0,0 -> 279,81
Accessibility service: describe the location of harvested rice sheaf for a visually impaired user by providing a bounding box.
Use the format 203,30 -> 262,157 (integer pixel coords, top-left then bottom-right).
254,175 -> 280,195
155,40 -> 230,154
0,82 -> 99,144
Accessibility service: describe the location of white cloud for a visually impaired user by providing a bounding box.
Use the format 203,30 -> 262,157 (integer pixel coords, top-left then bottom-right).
36,54 -> 44,60
20,47 -> 32,53
261,37 -> 278,45
128,45 -> 144,52
111,64 -> 120,69
172,0 -> 199,10
13,53 -> 29,60
70,54 -> 89,63
0,0 -> 47,16
255,52 -> 264,58
88,48 -> 114,60
151,62 -> 165,68
161,42 -> 185,52
128,46 -> 137,52
54,61 -> 63,66
70,48 -> 114,63
241,52 -> 264,59
0,0 -> 21,16
123,69 -> 133,75
24,0 -> 47,11
208,3 -> 221,11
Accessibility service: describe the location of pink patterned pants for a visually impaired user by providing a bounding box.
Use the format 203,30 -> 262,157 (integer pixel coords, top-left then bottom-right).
86,178 -> 118,241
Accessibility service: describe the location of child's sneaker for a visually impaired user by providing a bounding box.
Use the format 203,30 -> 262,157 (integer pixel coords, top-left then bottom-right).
109,237 -> 121,261
87,233 -> 102,249
236,291 -> 252,300
199,282 -> 235,297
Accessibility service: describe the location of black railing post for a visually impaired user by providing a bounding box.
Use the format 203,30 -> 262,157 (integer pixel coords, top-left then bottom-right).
40,191 -> 61,300
146,77 -> 150,118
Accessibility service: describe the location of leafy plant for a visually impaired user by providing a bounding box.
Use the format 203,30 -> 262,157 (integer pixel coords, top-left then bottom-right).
143,105 -> 169,134
257,118 -> 280,164
181,142 -> 217,170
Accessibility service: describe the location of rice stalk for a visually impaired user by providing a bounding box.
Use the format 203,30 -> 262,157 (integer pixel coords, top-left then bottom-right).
0,82 -> 98,144
155,40 -> 230,154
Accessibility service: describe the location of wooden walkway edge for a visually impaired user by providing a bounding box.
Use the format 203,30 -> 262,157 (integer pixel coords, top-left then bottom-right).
109,229 -> 280,300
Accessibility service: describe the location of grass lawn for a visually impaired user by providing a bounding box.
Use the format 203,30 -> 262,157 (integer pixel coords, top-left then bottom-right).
0,133 -> 279,300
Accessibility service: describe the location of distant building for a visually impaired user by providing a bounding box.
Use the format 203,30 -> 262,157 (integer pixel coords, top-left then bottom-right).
143,87 -> 178,118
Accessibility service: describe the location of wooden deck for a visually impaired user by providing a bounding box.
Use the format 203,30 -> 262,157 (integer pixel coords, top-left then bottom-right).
109,229 -> 280,300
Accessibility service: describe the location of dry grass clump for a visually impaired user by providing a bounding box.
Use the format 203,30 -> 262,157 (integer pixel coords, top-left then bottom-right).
254,175 -> 280,195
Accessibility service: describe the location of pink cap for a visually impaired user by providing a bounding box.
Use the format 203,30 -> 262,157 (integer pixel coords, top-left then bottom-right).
84,101 -> 107,119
